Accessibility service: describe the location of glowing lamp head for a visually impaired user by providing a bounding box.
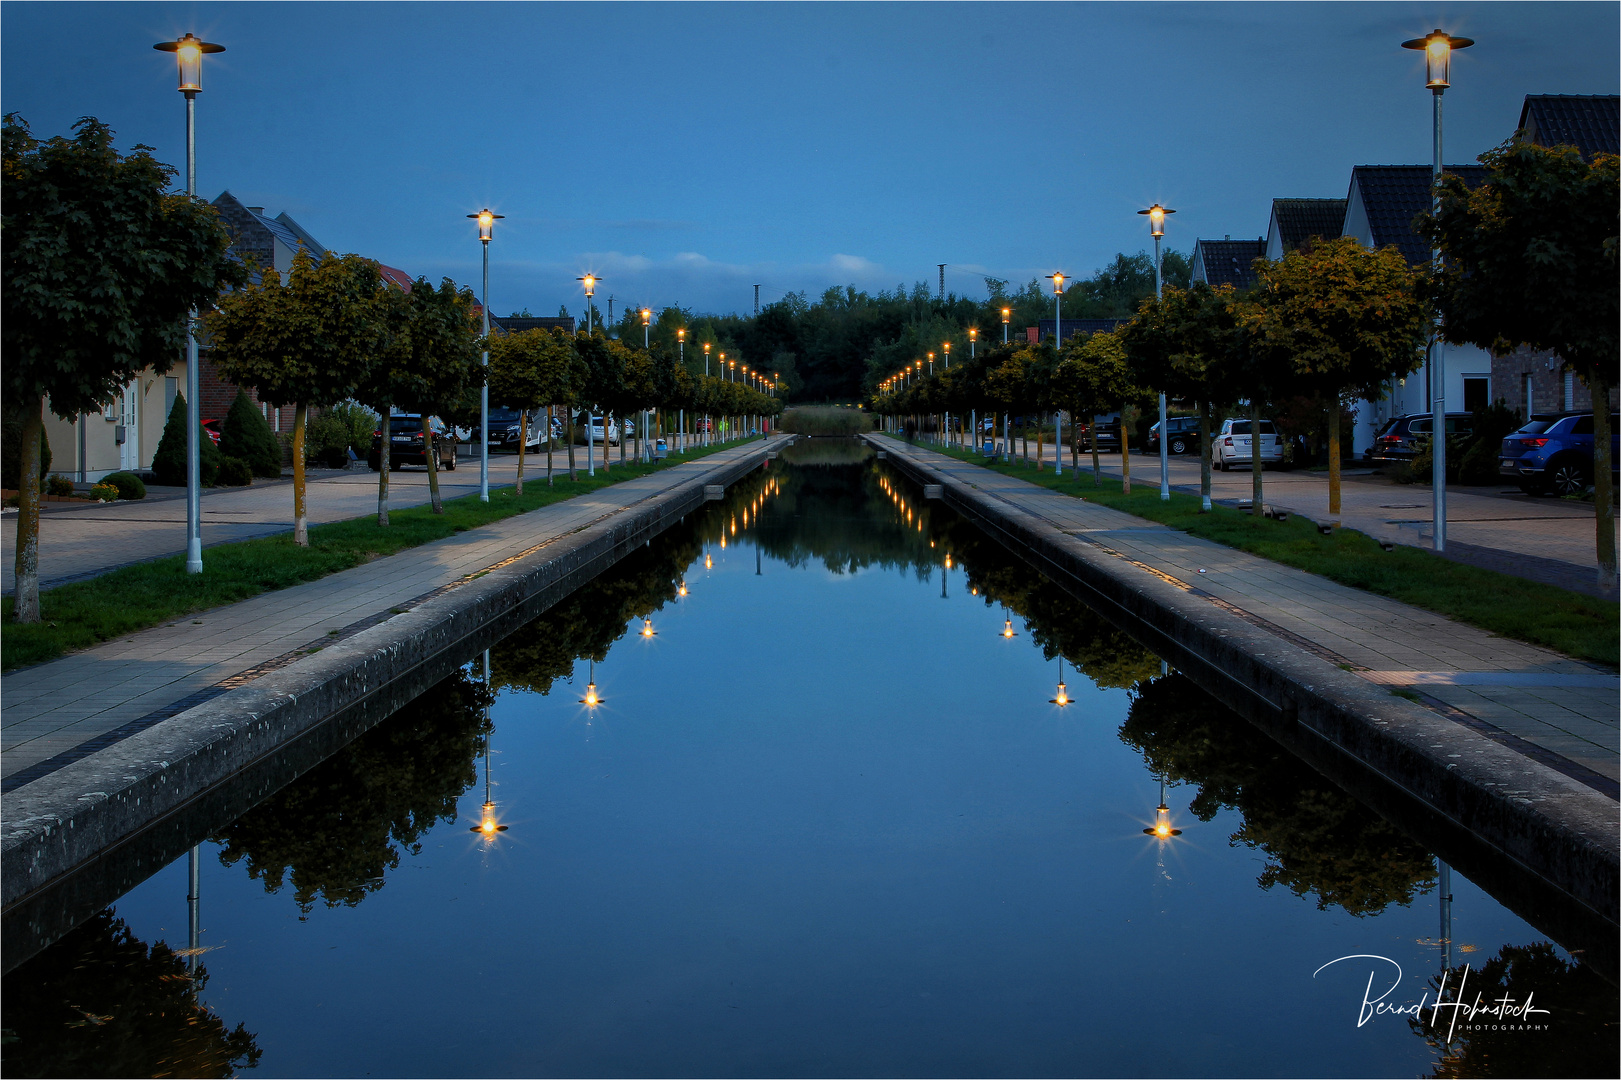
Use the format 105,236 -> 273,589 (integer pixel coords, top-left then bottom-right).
1001,307 -> 1011,323
678,581 -> 688,597
705,552 -> 713,569
1145,803 -> 1182,838
703,341 -> 711,353
969,327 -> 978,341
583,682 -> 599,706
1002,618 -> 1015,638
468,208 -> 503,242
678,327 -> 686,341
641,307 -> 651,326
641,618 -> 655,637
1053,681 -> 1069,707
1050,272 -> 1065,294
1402,29 -> 1472,90
154,34 -> 223,94
1137,204 -> 1175,237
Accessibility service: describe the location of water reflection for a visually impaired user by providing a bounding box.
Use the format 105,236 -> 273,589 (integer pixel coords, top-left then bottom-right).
1,909 -> 261,1077
209,667 -> 494,915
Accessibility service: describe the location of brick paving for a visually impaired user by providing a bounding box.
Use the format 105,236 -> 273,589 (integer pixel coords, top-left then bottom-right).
880,436 -> 1620,787
0,439 -> 769,784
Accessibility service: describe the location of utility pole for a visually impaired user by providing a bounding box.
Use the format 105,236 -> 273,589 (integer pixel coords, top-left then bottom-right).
607,295 -> 615,337
937,264 -> 946,301
753,284 -> 761,317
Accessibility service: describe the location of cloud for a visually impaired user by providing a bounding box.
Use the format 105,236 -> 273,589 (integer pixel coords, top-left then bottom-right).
828,253 -> 882,275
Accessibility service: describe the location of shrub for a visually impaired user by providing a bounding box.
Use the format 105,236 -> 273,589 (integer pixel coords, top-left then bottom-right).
1,404 -> 51,490
89,483 -> 119,502
151,392 -> 221,487
46,474 -> 75,497
778,407 -> 870,436
217,456 -> 253,486
323,401 -> 378,456
219,389 -> 283,477
102,471 -> 147,500
305,414 -> 351,460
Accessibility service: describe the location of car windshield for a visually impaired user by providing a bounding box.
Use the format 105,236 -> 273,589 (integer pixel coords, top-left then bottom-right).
1228,421 -> 1275,435
1515,420 -> 1552,435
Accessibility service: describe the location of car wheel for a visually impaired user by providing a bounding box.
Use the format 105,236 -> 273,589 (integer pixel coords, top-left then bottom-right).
1214,456 -> 1225,471
1170,438 -> 1188,455
443,447 -> 456,471
1548,458 -> 1589,497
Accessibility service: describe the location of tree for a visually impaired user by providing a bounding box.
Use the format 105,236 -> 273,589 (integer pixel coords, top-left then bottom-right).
490,326 -> 577,492
207,249 -> 388,543
218,388 -> 283,478
3,114 -> 244,621
1249,237 -> 1427,517
388,278 -> 483,513
1055,331 -> 1141,487
151,391 -> 220,488
1120,283 -> 1247,509
1424,140 -> 1619,588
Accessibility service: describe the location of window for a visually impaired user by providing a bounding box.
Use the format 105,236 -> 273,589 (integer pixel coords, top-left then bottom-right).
1462,376 -> 1489,414
1572,415 -> 1593,435
1564,370 -> 1576,410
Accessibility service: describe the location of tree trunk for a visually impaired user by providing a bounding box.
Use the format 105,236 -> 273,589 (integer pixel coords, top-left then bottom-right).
618,415 -> 626,464
1036,413 -> 1044,471
1121,408 -> 1132,495
567,410 -> 577,481
377,409 -> 391,526
1091,414 -> 1101,485
11,396 -> 44,623
546,405 -> 554,486
292,403 -> 309,545
424,415 -> 444,513
514,409 -> 526,497
1326,397 -> 1341,518
1199,400 -> 1212,512
1251,398 -> 1264,517
1022,418 -> 1029,464
1071,417 -> 1080,474
1593,376 -> 1616,591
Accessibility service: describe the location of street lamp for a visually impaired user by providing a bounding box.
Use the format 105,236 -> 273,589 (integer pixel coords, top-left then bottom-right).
577,275 -> 599,334
578,273 -> 599,476
1049,657 -> 1070,707
927,351 -> 935,376
1001,306 -> 1011,343
677,328 -> 686,452
1046,273 -> 1066,476
640,307 -> 653,461
1401,27 -> 1473,553
1143,776 -> 1183,838
153,33 -> 224,573
1139,203 -> 1177,502
467,209 -> 504,502
968,326 -> 978,358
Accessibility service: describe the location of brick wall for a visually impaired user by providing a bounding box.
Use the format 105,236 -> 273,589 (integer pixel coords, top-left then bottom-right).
1489,344 -> 1607,416
197,350 -> 296,433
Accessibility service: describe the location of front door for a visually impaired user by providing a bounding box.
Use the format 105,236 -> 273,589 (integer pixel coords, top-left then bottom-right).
119,381 -> 139,471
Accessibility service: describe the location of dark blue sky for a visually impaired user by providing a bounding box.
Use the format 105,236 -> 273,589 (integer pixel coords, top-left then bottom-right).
3,3 -> 1615,318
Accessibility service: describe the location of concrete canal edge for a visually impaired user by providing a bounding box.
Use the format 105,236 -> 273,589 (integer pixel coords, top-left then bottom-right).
870,436 -> 1619,950
1,440 -> 790,956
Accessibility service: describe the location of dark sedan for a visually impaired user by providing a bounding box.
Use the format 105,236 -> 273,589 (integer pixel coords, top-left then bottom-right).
1147,416 -> 1204,455
367,415 -> 458,471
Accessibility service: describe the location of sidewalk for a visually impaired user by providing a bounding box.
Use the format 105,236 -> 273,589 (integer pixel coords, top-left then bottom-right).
0,439 -> 770,786
945,435 -> 1616,597
1,444 -> 676,593
878,435 -> 1619,790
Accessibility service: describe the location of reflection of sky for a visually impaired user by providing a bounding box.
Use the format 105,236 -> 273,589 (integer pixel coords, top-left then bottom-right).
107,471 -> 1549,1078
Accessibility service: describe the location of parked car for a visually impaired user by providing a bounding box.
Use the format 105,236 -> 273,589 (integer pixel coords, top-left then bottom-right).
577,416 -> 620,446
1147,416 -> 1203,455
367,415 -> 457,471
1212,418 -> 1284,470
1078,411 -> 1123,453
202,418 -> 223,446
1499,411 -> 1619,496
468,407 -> 544,453
1366,413 -> 1474,463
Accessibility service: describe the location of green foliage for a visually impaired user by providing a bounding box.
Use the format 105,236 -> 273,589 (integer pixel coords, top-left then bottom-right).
150,391 -> 220,487
102,470 -> 146,500
324,401 -> 378,455
219,389 -> 282,477
1,908 -> 261,1077
1459,398 -> 1524,486
1,399 -> 49,489
304,413 -> 353,459
489,326 -> 581,412
386,277 -> 485,419
45,474 -> 73,497
213,668 -> 492,913
216,456 -> 252,486
777,407 -> 870,435
2,114 -> 245,420
1118,282 -> 1246,409
89,482 -> 119,501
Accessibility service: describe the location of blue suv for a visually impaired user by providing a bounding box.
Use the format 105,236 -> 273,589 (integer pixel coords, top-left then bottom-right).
1499,412 -> 1619,496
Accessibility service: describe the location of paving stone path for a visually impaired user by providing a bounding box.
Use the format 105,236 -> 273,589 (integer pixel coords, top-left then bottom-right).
878,435 -> 1620,789
0,440 -> 771,785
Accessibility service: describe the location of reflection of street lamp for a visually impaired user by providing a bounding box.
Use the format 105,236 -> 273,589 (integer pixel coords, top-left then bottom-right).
468,209 -> 504,502
641,616 -> 656,638
1143,776 -> 1183,837
1049,658 -> 1070,706
580,658 -> 604,707
1139,204 -> 1177,502
1001,609 -> 1017,638
1400,27 -> 1473,553
153,33 -> 224,573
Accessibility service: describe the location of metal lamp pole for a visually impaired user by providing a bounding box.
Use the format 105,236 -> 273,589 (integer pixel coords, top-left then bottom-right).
1002,307 -> 1010,344
677,328 -> 686,453
578,276 -> 598,475
1047,273 -> 1066,476
468,210 -> 502,501
641,307 -> 651,462
1140,204 -> 1176,501
154,34 -> 223,574
1402,28 -> 1472,553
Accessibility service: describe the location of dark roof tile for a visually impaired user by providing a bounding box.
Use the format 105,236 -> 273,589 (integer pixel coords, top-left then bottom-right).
1518,95 -> 1619,160
1194,238 -> 1265,290
1271,198 -> 1346,251
1349,165 -> 1487,265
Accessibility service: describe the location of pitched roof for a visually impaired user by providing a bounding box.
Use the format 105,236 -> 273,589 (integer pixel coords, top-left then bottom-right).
1518,95 -> 1619,160
1271,198 -> 1346,251
1192,238 -> 1265,290
1038,318 -> 1127,342
491,315 -> 577,335
1347,165 -> 1487,265
376,264 -> 413,292
274,212 -> 327,257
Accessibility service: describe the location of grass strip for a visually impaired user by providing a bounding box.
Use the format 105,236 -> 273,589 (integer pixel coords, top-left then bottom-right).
916,439 -> 1618,667
1,439 -> 754,671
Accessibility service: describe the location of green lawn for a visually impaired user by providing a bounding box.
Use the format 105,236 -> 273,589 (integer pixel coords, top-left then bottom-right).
915,439 -> 1619,667
1,439 -> 753,672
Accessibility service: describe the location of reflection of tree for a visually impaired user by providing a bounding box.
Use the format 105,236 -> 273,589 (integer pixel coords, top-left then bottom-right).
1,908 -> 261,1078
490,527 -> 701,695
1122,674 -> 1437,916
211,668 -> 493,914
1412,943 -> 1618,1079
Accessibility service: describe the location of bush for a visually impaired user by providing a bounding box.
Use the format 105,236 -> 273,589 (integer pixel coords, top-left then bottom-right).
1,404 -> 51,491
219,389 -> 283,478
777,407 -> 870,436
102,471 -> 147,500
323,401 -> 378,456
89,483 -> 119,502
46,474 -> 75,497
151,392 -> 220,487
217,456 -> 253,486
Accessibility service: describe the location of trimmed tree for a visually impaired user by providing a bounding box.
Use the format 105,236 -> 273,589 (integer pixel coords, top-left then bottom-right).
1424,139 -> 1619,588
489,326 -> 578,493
205,250 -> 387,544
389,278 -> 483,513
1249,237 -> 1427,518
1055,331 -> 1141,488
151,391 -> 221,488
3,115 -> 244,621
219,388 -> 283,478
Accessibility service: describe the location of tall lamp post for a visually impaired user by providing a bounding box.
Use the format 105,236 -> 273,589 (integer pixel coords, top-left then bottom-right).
1001,306 -> 1011,344
1139,204 -> 1176,501
468,209 -> 503,501
641,307 -> 652,461
153,33 -> 224,574
1402,28 -> 1473,554
677,328 -> 686,452
1046,273 -> 1066,476
577,275 -> 598,334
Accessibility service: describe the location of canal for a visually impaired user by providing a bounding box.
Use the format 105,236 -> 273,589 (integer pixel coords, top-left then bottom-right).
3,440 -> 1614,1077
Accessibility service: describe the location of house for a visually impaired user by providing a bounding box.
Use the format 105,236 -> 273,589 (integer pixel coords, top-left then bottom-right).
1263,199 -> 1347,260
1189,238 -> 1265,290
490,315 -> 577,336
1037,317 -> 1128,343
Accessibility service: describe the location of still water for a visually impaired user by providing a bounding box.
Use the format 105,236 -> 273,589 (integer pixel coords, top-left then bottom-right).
4,440 -> 1614,1078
